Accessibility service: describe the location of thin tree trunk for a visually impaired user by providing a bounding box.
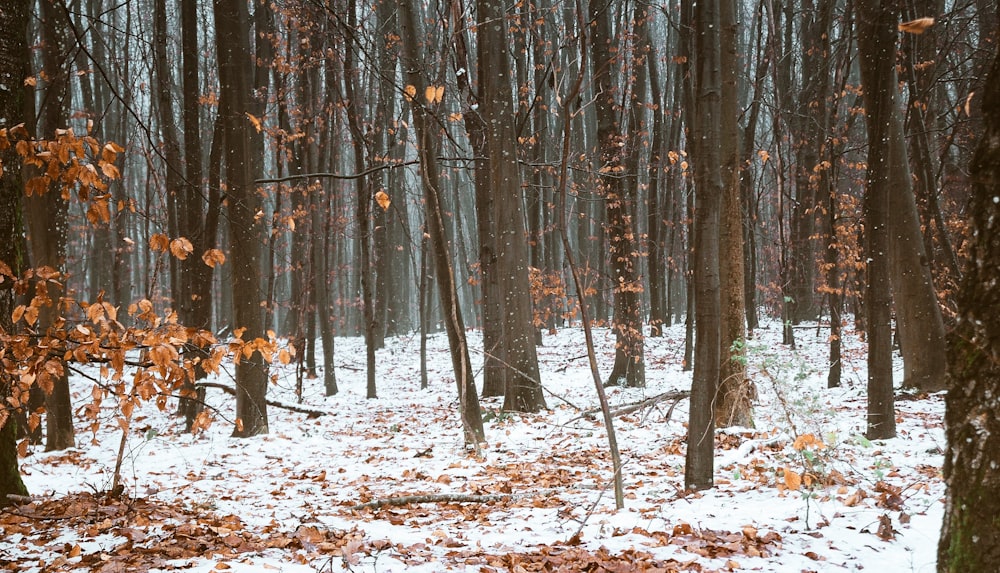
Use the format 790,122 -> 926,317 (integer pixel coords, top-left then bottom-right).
398,0 -> 484,445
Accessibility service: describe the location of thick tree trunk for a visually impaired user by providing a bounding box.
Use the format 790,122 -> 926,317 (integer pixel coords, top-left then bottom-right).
27,0 -> 74,452
214,0 -> 269,437
0,0 -> 31,501
477,0 -> 546,412
685,0 -> 722,489
938,42 -> 1000,572
856,0 -> 896,440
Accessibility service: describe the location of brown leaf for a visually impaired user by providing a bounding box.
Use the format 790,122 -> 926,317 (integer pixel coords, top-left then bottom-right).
202,248 -> 226,268
783,467 -> 802,491
876,513 -> 895,540
898,17 -> 935,34
170,237 -> 194,260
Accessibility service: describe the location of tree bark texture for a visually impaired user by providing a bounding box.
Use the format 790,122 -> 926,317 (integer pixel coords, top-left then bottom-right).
214,0 -> 269,437
715,0 -> 753,429
0,0 -> 31,501
937,40 -> 1000,573
685,0 -> 722,489
477,0 -> 546,412
588,0 -> 645,388
856,0 -> 896,440
26,0 -> 75,452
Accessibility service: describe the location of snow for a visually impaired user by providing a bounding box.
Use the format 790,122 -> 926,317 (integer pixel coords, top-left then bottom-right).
7,318 -> 945,572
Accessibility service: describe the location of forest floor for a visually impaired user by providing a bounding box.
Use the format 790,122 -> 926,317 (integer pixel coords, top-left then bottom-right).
2,318 -> 944,572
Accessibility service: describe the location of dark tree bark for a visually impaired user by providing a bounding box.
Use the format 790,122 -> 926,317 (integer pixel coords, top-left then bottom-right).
26,0 -> 74,452
856,0 -> 896,440
685,0 -> 722,489
342,0 -> 378,400
451,0 -> 506,398
588,0 -> 645,388
214,0 -> 269,437
477,0 -> 546,412
715,0 -> 752,429
0,0 -> 31,502
938,38 -> 1000,572
398,0 -> 484,445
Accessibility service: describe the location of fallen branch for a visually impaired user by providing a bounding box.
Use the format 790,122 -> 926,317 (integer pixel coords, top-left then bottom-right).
566,390 -> 690,424
350,493 -> 510,511
2,494 -> 33,506
196,381 -> 327,417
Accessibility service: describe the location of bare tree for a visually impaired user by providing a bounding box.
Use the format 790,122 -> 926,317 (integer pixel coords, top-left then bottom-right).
938,36 -> 1000,571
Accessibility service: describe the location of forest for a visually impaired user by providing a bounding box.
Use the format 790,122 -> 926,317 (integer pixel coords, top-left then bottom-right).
1,0 -> 999,570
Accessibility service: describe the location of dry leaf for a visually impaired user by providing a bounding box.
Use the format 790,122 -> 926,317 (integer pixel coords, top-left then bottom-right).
375,190 -> 391,211
170,237 -> 194,260
404,84 -> 417,102
898,17 -> 935,34
783,466 -> 802,491
202,248 -> 226,268
246,112 -> 263,133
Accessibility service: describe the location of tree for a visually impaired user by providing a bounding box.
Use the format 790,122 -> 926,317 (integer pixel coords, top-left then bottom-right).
588,0 -> 645,388
477,0 -> 546,412
856,0 -> 896,440
0,0 -> 31,503
214,0 -> 270,437
398,0 -> 485,445
714,0 -> 752,429
685,0 -> 722,489
937,38 -> 1000,572
25,0 -> 75,452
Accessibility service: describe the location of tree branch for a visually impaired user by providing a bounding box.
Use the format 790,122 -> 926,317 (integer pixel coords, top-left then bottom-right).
196,381 -> 327,417
255,160 -> 419,184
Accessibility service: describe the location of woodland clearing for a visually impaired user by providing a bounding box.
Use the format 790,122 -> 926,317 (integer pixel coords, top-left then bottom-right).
2,318 -> 944,572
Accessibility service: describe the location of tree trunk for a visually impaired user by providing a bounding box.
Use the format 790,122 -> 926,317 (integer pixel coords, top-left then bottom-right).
685,0 -> 722,489
588,0 -> 645,388
0,0 -> 31,501
856,0 -> 896,440
938,41 -> 1000,572
214,0 -> 269,437
714,0 -> 752,429
477,0 -> 546,412
27,0 -> 75,452
398,0 -> 484,445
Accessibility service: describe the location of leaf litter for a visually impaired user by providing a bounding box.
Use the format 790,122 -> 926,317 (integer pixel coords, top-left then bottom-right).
3,319 -> 944,572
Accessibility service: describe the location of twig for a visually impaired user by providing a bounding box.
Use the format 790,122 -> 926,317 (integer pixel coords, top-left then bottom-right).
1,494 -> 33,506
565,390 -> 690,424
350,493 -> 509,511
196,381 -> 327,417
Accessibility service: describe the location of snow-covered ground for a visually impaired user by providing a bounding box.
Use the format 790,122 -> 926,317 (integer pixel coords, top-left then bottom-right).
5,318 -> 945,572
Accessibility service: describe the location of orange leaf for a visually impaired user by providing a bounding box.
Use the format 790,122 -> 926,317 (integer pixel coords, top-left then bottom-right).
375,190 -> 391,211
403,84 -> 417,102
246,112 -> 263,133
150,233 -> 170,252
898,17 -> 934,34
170,237 -> 194,260
783,466 -> 802,491
202,248 -> 226,268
